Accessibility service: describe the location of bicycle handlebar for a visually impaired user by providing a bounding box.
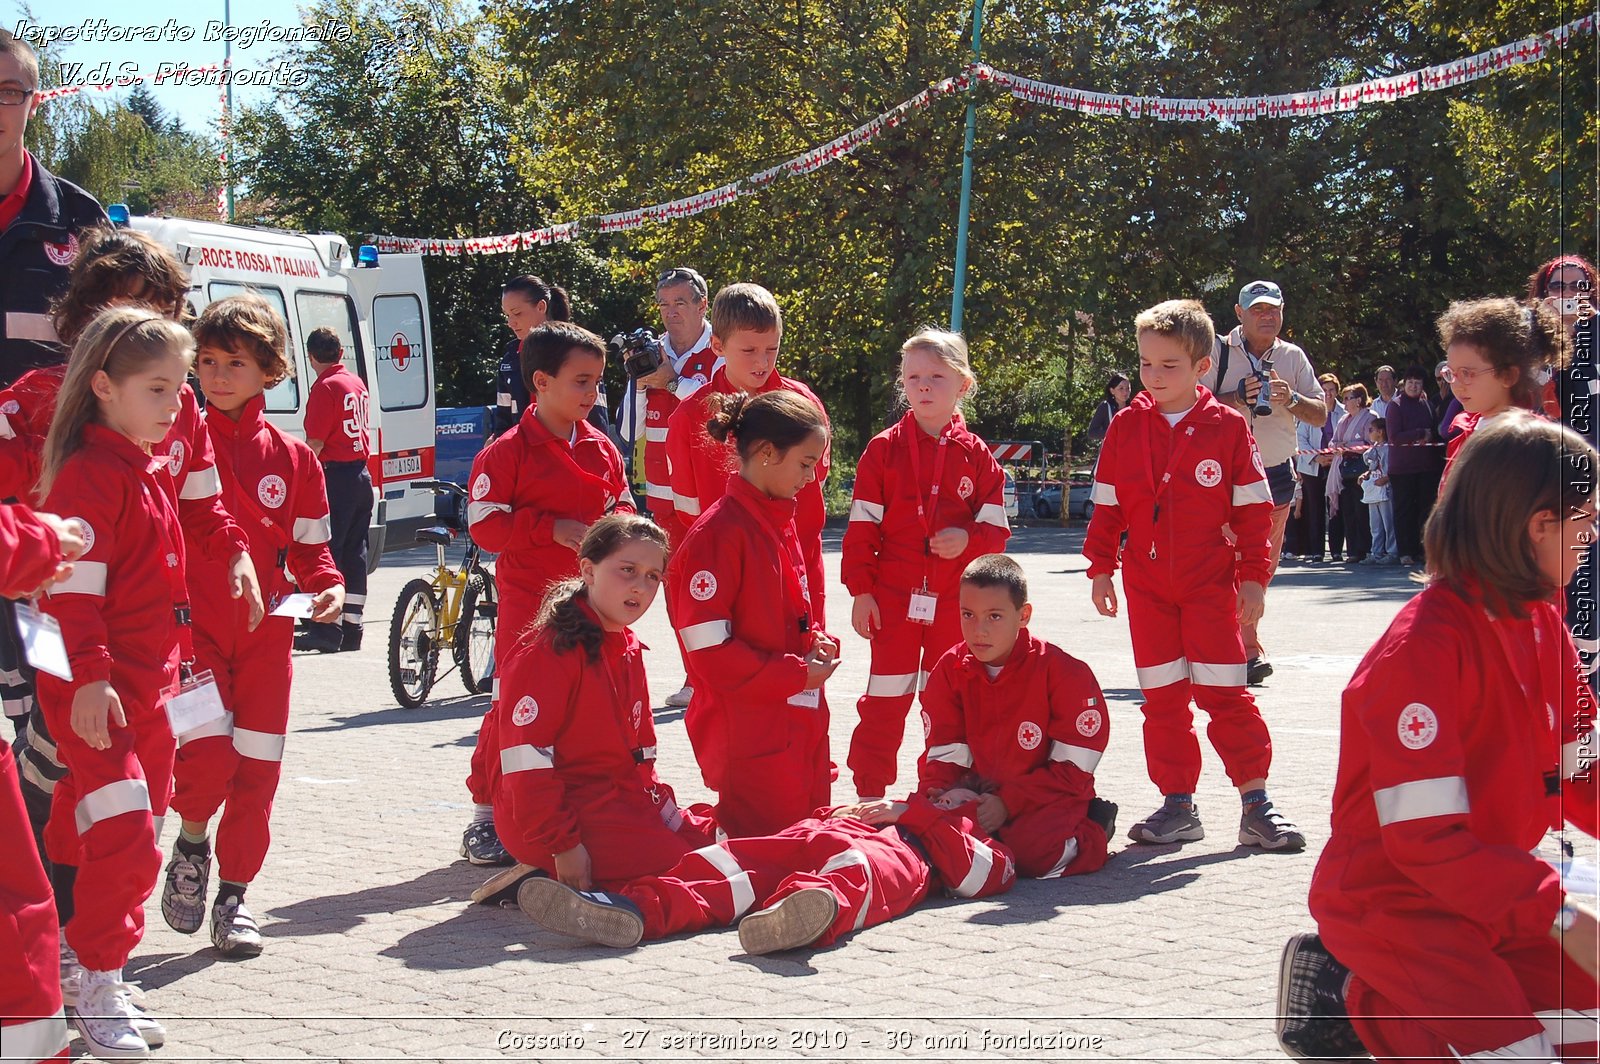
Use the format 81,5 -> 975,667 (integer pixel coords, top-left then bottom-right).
412,479 -> 468,498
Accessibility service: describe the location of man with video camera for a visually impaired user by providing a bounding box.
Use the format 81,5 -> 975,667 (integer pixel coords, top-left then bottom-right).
1201,280 -> 1326,686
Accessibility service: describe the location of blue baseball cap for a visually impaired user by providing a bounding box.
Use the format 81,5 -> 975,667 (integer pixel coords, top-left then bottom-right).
1239,280 -> 1284,309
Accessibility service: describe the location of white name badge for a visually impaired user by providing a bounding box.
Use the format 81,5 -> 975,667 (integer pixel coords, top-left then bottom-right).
269,593 -> 316,619
14,601 -> 72,681
165,670 -> 227,737
788,688 -> 822,709
907,590 -> 938,625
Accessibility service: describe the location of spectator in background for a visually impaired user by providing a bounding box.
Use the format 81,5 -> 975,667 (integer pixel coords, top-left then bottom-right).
1293,373 -> 1342,564
491,276 -> 612,439
1087,371 -> 1132,446
1435,359 -> 1463,443
1325,384 -> 1374,564
1369,365 -> 1397,417
1386,365 -> 1444,567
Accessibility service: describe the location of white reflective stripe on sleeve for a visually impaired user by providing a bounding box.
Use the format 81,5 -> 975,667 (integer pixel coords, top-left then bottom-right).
819,848 -> 873,929
1049,741 -> 1102,773
234,727 -> 287,763
467,501 -> 512,526
637,745 -> 657,761
176,710 -> 235,747
918,670 -> 930,693
849,499 -> 885,523
1090,480 -> 1119,506
1037,837 -> 1081,880
865,672 -> 918,697
293,516 -> 333,544
1373,775 -> 1470,826
47,560 -> 107,597
75,778 -> 150,834
491,677 -> 500,700
1135,657 -> 1190,690
1450,1030 -> 1558,1060
3,1009 -> 70,1061
927,742 -> 973,768
6,310 -> 59,342
975,502 -> 1008,527
645,482 -> 673,501
1538,1009 -> 1600,1047
500,744 -> 555,774
1564,735 -> 1592,780
1232,480 -> 1274,506
179,465 -> 221,500
1190,660 -> 1248,687
952,837 -> 996,897
0,411 -> 14,439
679,619 -> 732,652
672,492 -> 701,517
644,427 -> 668,443
692,844 -> 756,918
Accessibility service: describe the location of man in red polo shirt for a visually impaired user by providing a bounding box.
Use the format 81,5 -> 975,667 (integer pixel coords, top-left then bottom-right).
298,327 -> 373,653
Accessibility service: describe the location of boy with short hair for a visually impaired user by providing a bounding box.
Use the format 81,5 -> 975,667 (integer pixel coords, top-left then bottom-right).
1085,299 -> 1305,851
916,554 -> 1117,878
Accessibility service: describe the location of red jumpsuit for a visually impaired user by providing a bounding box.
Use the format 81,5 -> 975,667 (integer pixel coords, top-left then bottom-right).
0,510 -> 67,1063
1084,388 -> 1274,796
170,395 -> 343,885
842,413 -> 1010,797
917,631 -> 1111,878
670,474 -> 833,837
641,330 -> 720,545
36,425 -> 186,973
465,408 -> 633,805
492,605 -> 715,880
1310,582 -> 1600,1063
666,366 -> 831,626
622,796 -> 1017,943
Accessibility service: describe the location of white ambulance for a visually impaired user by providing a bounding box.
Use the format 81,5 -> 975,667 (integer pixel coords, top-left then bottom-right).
127,214 -> 439,565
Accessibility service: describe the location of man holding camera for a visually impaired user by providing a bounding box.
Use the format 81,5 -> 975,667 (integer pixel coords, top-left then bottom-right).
1202,280 -> 1326,686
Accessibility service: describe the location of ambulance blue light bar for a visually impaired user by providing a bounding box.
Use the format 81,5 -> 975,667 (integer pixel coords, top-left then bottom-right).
357,245 -> 380,268
107,203 -> 130,226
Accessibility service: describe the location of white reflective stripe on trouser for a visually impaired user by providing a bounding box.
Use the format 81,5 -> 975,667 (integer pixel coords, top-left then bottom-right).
1564,734 -> 1594,780
234,727 -> 287,762
75,778 -> 151,834
926,742 -> 973,768
179,465 -> 222,500
1049,741 -> 1102,773
293,516 -> 333,544
1037,837 -> 1081,880
951,837 -> 996,897
1135,657 -> 1189,690
691,844 -> 756,918
975,502 -> 1008,528
2,1010 -> 71,1061
672,492 -> 701,517
849,499 -> 885,524
645,482 -> 672,501
819,848 -> 873,929
1090,480 -> 1118,506
644,427 -> 668,443
1373,775 -> 1470,826
6,310 -> 59,343
865,672 -> 918,697
176,710 -> 235,747
679,619 -> 731,652
1450,1030 -> 1558,1060
1232,480 -> 1273,506
344,593 -> 366,607
1537,1009 -> 1600,1047
1189,660 -> 1248,688
467,501 -> 512,525
500,744 -> 555,774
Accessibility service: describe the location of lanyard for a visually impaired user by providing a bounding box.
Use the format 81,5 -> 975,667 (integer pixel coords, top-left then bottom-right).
905,420 -> 953,577
1141,410 -> 1203,558
140,473 -> 195,672
543,431 -> 621,515
730,487 -> 812,636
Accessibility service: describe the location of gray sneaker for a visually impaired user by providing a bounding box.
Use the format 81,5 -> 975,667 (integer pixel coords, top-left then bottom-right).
1277,933 -> 1367,1061
160,843 -> 211,934
1128,800 -> 1205,844
1241,801 -> 1308,852
518,877 -> 644,948
211,895 -> 263,957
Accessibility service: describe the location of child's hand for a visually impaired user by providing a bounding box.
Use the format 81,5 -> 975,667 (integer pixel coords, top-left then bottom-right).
311,585 -> 345,624
810,633 -> 840,664
851,594 -> 881,640
38,512 -> 88,560
552,519 -> 589,551
1090,574 -> 1119,618
975,793 -> 1008,833
1237,580 -> 1266,626
1291,498 -> 1303,519
71,681 -> 125,750
836,799 -> 906,825
229,552 -> 266,632
1377,474 -> 1389,486
928,527 -> 969,559
554,843 -> 592,891
1557,899 -> 1600,980
803,648 -> 841,691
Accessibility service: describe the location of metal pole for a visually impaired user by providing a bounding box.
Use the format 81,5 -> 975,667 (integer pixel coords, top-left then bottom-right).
949,0 -> 984,332
224,0 -> 235,221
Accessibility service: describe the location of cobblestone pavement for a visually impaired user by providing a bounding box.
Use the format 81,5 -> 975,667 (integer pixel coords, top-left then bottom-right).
100,525 -> 1432,1062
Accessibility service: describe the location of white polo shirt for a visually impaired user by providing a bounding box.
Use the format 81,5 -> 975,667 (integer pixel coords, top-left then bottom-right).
1200,328 -> 1320,467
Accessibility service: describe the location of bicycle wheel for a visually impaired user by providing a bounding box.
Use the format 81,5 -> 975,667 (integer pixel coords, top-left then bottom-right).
388,578 -> 440,707
455,568 -> 498,696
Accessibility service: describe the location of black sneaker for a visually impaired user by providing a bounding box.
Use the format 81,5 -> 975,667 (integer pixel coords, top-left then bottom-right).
1240,800 -> 1307,852
340,622 -> 363,652
1247,657 -> 1274,685
460,821 -> 513,866
517,878 -> 645,947
1277,933 -> 1368,1061
471,863 -> 548,907
294,629 -> 342,653
1087,797 -> 1119,840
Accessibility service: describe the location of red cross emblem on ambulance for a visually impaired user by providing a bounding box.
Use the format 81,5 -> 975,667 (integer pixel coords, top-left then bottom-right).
391,333 -> 412,371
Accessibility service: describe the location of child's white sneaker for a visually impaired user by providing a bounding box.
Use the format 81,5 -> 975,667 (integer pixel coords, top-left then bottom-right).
59,930 -> 81,1007
71,967 -> 150,1059
211,894 -> 263,957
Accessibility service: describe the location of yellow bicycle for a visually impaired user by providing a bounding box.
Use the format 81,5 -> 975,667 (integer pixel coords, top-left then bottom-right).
387,479 -> 497,707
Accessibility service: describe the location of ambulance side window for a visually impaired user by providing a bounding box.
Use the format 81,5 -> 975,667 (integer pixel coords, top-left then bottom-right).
293,291 -> 367,385
207,282 -> 298,412
372,294 -> 428,411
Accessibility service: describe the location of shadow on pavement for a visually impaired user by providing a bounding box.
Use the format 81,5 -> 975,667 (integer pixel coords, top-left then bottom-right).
126,949 -> 227,993
298,692 -> 490,733
263,864 -> 483,940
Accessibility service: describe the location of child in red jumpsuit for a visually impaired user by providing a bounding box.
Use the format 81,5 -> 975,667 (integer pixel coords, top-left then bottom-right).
462,321 -> 633,867
159,296 -> 345,957
670,390 -> 841,837
918,554 -> 1117,878
1279,412 -> 1600,1063
34,308 -> 200,1058
1085,299 -> 1304,851
843,329 -> 1010,800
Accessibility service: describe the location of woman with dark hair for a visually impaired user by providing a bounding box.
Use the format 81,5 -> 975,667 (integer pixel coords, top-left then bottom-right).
1086,372 -> 1131,446
1385,365 -> 1444,566
493,275 -> 570,436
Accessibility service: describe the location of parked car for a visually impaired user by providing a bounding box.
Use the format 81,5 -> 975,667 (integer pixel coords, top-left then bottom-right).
1003,470 -> 1019,519
1032,474 -> 1096,520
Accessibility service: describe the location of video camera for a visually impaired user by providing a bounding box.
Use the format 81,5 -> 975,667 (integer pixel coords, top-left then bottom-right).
609,328 -> 667,380
1237,356 -> 1275,418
